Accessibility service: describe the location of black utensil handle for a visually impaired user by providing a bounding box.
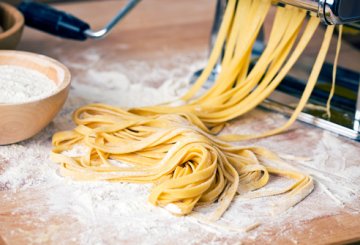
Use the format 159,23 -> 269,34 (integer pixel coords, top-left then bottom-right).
18,1 -> 90,41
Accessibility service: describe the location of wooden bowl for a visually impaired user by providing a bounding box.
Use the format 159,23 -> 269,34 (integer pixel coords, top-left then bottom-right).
0,50 -> 71,145
0,2 -> 24,49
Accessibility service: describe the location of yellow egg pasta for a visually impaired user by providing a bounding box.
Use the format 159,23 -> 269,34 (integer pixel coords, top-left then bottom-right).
51,0 -> 340,220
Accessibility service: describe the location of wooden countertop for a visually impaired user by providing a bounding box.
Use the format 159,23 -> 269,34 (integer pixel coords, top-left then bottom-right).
1,1 -> 360,244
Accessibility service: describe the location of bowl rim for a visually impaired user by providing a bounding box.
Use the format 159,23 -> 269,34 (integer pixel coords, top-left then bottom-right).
0,2 -> 24,40
0,50 -> 71,106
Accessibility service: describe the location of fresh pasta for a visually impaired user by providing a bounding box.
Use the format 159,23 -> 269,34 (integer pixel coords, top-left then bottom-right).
51,106 -> 313,219
51,0 -> 341,219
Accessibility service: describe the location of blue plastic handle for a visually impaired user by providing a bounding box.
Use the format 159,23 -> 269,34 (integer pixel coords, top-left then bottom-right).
18,2 -> 90,41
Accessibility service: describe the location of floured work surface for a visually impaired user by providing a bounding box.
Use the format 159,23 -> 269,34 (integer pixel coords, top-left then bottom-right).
1,0 -> 360,244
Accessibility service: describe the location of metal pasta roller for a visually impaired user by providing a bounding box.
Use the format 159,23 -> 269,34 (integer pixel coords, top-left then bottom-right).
277,0 -> 360,25
194,0 -> 360,140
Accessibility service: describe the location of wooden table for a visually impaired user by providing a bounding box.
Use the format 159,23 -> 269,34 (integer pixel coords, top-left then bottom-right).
1,1 -> 360,244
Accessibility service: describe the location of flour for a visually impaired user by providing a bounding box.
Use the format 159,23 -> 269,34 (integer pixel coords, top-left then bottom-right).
0,65 -> 57,104
1,52 -> 360,245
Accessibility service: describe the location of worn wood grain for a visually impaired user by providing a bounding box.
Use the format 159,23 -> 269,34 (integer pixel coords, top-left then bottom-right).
1,0 -> 360,244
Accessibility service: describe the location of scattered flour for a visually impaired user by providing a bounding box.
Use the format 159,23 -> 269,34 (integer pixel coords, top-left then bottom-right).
0,51 -> 359,245
0,65 -> 57,104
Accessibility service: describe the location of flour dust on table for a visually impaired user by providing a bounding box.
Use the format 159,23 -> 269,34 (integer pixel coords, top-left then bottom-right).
0,52 -> 359,245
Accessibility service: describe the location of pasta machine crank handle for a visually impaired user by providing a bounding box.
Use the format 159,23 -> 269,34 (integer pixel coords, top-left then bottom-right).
18,0 -> 141,41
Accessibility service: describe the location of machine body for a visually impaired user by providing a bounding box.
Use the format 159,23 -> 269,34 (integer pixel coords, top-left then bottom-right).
200,0 -> 360,140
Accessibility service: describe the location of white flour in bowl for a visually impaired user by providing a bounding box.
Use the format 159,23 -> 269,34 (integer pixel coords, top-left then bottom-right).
0,65 -> 57,104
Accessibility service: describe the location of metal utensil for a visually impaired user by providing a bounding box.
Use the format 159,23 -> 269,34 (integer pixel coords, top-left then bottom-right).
18,0 -> 141,40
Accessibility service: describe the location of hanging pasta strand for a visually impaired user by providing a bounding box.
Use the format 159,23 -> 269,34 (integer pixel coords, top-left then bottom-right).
326,25 -> 343,118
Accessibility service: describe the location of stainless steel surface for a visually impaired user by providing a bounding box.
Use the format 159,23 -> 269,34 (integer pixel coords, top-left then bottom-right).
318,0 -> 360,25
319,0 -> 342,25
262,97 -> 360,140
275,0 -> 360,25
84,0 -> 141,39
210,0 -> 226,50
209,0 -> 226,75
190,0 -> 225,86
275,0 -> 318,12
215,0 -> 360,28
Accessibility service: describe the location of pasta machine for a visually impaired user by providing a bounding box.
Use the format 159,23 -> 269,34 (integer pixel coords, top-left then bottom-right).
194,0 -> 360,140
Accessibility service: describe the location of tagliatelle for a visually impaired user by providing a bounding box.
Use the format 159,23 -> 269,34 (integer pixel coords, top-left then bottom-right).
51,108 -> 314,219
51,0 -> 339,220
